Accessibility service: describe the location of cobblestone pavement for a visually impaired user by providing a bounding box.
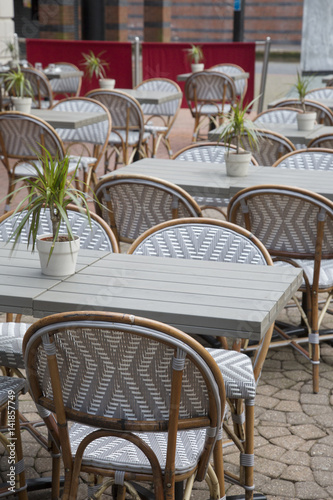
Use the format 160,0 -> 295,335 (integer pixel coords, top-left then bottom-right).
1,62 -> 332,499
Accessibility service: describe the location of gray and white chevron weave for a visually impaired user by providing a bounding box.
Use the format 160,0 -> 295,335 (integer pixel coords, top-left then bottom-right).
254,108 -> 300,125
0,376 -> 27,406
275,150 -> 333,170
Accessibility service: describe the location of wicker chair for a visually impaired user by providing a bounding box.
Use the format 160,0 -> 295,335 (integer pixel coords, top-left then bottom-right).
230,128 -> 296,166
184,71 -> 236,142
306,87 -> 333,100
0,377 -> 28,499
94,173 -> 202,245
273,148 -> 333,170
86,89 -> 151,171
273,98 -> 333,126
23,310 -> 227,500
172,142 -> 258,217
228,185 -> 333,394
307,133 -> 333,149
129,218 -> 274,499
134,78 -> 182,157
209,63 -> 248,99
51,97 -> 112,191
48,62 -> 82,97
253,107 -> 301,125
21,67 -> 53,109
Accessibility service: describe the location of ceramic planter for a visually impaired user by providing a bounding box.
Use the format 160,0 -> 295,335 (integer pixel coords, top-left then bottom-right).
12,97 -> 32,113
99,78 -> 116,90
191,63 -> 204,73
36,234 -> 80,276
297,112 -> 317,131
225,151 -> 252,177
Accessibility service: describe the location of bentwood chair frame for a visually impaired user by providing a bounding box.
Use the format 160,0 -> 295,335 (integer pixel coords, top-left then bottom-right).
228,184 -> 333,393
134,77 -> 182,158
23,311 -> 227,500
51,97 -> 112,191
253,107 -> 302,125
21,67 -> 53,109
231,128 -> 296,166
172,142 -> 258,218
48,62 -> 82,98
86,89 -> 150,171
273,148 -> 333,170
184,71 -> 236,142
273,98 -> 333,126
307,133 -> 333,149
305,87 -> 333,100
209,63 -> 248,99
129,218 -> 274,500
94,173 -> 202,244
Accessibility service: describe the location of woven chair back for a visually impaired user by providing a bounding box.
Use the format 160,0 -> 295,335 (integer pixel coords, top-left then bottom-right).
253,107 -> 301,125
173,142 -> 258,165
273,148 -> 333,170
48,62 -> 82,96
94,174 -> 202,243
52,97 -> 112,147
305,87 -> 333,100
307,133 -> 333,149
228,185 -> 333,259
21,67 -> 53,108
0,205 -> 118,252
274,98 -> 333,126
185,71 -> 236,107
135,78 -> 182,117
232,128 -> 295,166
209,63 -> 248,98
0,111 -> 64,161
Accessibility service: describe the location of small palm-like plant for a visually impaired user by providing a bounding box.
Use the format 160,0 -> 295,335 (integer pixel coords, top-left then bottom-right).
293,70 -> 313,113
218,97 -> 261,154
1,65 -> 33,98
7,145 -> 92,259
184,44 -> 204,64
81,50 -> 109,81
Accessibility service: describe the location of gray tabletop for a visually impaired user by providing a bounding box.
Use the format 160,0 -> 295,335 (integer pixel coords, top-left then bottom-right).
0,245 -> 301,341
31,109 -> 108,129
108,158 -> 333,202
208,122 -> 333,146
116,89 -> 183,104
44,69 -> 84,80
177,72 -> 250,82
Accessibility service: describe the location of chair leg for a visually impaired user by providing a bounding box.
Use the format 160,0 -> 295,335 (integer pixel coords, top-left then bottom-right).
243,399 -> 255,500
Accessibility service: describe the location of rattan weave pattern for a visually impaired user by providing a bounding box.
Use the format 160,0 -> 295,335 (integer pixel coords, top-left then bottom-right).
0,323 -> 30,369
22,67 -> 53,109
232,192 -> 333,256
209,64 -> 247,98
0,376 -> 27,406
274,258 -> 333,288
306,87 -> 333,99
185,71 -> 236,105
274,99 -> 333,126
132,224 -> 267,265
136,79 -> 181,117
274,150 -> 333,170
49,63 -> 81,96
253,108 -> 300,125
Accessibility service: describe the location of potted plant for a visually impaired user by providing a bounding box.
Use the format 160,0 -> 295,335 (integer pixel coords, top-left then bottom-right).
184,44 -> 204,73
3,40 -> 19,66
81,50 -> 115,89
293,70 -> 316,131
1,64 -> 33,113
218,97 -> 260,177
5,146 -> 92,276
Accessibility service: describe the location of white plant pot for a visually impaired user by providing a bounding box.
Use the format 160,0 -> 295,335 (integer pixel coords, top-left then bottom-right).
225,151 -> 252,177
297,112 -> 317,131
36,234 -> 80,277
99,78 -> 116,90
12,97 -> 32,113
191,63 -> 204,73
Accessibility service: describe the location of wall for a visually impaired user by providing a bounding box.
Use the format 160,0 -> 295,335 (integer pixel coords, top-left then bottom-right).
0,0 -> 15,63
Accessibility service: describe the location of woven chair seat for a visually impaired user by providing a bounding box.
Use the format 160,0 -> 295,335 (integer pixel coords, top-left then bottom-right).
0,376 -> 27,406
69,423 -> 207,474
191,103 -> 231,116
109,130 -> 151,146
274,259 -> 333,289
13,159 -> 79,177
193,195 -> 229,207
144,123 -> 168,133
0,323 -> 30,369
206,348 -> 256,399
68,155 -> 97,171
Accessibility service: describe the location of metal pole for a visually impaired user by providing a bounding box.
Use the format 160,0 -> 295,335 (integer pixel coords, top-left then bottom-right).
134,37 -> 141,87
233,0 -> 245,42
257,36 -> 271,113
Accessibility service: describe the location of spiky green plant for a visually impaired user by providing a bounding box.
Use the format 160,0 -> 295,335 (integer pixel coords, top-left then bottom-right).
218,96 -> 261,154
184,44 -> 204,64
81,50 -> 109,81
293,70 -> 313,113
1,64 -> 33,98
6,145 -> 92,260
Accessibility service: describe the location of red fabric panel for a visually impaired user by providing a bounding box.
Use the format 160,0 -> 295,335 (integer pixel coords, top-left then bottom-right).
142,42 -> 256,108
26,39 -> 133,96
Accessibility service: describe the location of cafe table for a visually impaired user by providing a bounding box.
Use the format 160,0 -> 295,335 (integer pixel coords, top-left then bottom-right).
43,68 -> 84,80
0,244 -> 302,342
208,121 -> 333,147
116,88 -> 183,105
176,71 -> 250,82
31,108 -> 109,129
106,158 -> 333,203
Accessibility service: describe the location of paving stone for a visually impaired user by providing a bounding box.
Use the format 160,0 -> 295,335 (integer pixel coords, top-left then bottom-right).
270,435 -> 306,450
291,424 -> 327,440
286,411 -> 313,425
313,412 -> 333,428
274,389 -> 300,401
260,478 -> 296,497
255,444 -> 286,460
282,450 -> 311,466
303,403 -> 333,416
311,456 -> 333,471
280,464 -> 313,481
258,409 -> 287,423
282,360 -> 309,371
261,359 -> 281,370
318,434 -> 333,446
295,481 -> 329,499
258,426 -> 291,440
285,370 -> 312,382
256,383 -> 279,396
274,400 -> 303,412
34,457 -> 53,474
314,469 -> 333,488
255,394 -> 279,409
254,457 -> 287,478
300,393 -> 329,405
297,439 -> 317,452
